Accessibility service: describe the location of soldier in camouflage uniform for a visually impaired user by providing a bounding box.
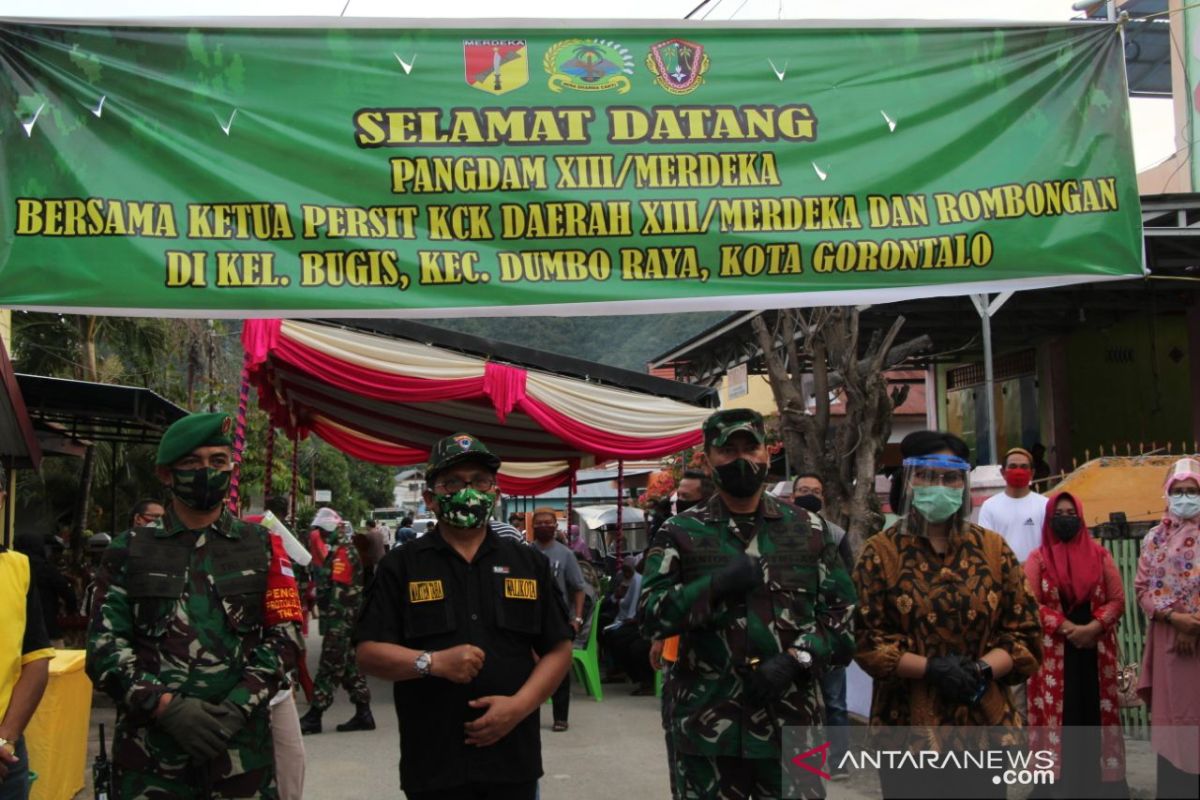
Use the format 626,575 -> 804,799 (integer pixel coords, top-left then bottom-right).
640,409 -> 857,800
86,412 -> 305,800
298,519 -> 374,735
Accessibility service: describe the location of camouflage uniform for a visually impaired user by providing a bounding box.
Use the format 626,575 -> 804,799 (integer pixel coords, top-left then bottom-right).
86,509 -> 304,800
639,493 -> 856,800
310,539 -> 371,712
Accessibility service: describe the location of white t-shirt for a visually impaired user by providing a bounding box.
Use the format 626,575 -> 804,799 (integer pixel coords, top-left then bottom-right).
977,491 -> 1047,563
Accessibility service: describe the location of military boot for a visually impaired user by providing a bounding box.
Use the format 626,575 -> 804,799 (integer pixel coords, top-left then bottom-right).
299,707 -> 323,735
336,703 -> 376,732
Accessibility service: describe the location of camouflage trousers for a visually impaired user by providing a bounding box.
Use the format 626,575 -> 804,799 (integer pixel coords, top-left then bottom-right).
112,710 -> 277,800
311,625 -> 370,712
679,754 -> 819,800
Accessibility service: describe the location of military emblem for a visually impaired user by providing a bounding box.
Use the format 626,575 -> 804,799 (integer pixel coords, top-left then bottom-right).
545,38 -> 635,94
646,38 -> 709,94
454,434 -> 474,450
464,40 -> 528,95
221,415 -> 233,433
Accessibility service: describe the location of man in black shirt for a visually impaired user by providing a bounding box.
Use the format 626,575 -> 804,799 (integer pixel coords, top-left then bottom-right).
355,433 -> 573,800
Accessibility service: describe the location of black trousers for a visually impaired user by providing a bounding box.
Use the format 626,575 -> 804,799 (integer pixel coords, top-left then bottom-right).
551,670 -> 571,723
603,623 -> 653,685
878,765 -> 1004,800
406,781 -> 538,800
1157,754 -> 1200,800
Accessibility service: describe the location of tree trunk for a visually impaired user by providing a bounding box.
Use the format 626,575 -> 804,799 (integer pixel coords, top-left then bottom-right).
72,316 -> 100,557
753,309 -> 909,558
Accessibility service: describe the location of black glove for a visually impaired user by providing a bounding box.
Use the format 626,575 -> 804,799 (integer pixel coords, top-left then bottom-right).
710,554 -> 761,602
155,696 -> 230,762
745,651 -> 803,705
924,654 -> 978,705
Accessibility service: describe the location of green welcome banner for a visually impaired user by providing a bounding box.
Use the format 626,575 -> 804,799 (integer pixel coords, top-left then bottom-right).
0,21 -> 1142,317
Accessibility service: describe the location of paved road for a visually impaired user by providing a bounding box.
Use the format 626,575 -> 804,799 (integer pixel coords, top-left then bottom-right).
75,632 -> 1162,799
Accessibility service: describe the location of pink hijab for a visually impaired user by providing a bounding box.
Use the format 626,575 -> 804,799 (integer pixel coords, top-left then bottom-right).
1143,458 -> 1200,614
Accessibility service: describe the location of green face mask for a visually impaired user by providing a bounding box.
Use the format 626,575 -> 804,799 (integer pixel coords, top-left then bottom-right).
911,485 -> 963,523
434,487 -> 496,530
170,467 -> 232,512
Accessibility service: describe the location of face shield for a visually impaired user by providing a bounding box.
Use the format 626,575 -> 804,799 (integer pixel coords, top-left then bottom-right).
899,454 -> 972,537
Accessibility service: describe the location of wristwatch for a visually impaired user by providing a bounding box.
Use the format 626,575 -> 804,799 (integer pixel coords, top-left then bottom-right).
415,651 -> 433,677
788,648 -> 814,670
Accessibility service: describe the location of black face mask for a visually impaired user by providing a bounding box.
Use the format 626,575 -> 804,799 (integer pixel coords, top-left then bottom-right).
712,459 -> 768,499
677,496 -> 703,512
794,494 -> 823,514
1051,516 -> 1081,542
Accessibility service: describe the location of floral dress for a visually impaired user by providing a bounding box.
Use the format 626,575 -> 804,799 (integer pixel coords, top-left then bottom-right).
853,522 -> 1043,751
1024,547 -> 1125,782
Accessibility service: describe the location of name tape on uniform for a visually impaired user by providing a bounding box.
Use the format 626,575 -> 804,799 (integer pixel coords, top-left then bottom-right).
504,578 -> 537,600
409,580 -> 445,603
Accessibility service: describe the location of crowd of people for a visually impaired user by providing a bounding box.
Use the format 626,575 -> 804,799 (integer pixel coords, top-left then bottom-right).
0,407 -> 1196,799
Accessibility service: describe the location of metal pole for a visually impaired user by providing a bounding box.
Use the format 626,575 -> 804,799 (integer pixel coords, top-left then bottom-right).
615,460 -> 624,562
981,301 -> 998,466
110,442 -> 118,535
566,472 -> 574,530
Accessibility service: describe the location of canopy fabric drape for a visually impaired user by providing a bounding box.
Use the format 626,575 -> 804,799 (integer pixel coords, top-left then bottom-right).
243,319 -> 710,495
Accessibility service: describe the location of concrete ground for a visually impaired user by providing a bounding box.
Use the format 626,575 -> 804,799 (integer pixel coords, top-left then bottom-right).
75,633 -> 1164,799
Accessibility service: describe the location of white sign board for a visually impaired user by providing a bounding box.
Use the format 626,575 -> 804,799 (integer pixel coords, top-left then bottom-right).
727,363 -> 749,400
314,489 -> 332,502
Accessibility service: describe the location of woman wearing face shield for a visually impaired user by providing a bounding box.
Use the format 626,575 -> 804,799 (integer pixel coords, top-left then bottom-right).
1024,493 -> 1128,799
852,431 -> 1043,799
1134,457 -> 1200,798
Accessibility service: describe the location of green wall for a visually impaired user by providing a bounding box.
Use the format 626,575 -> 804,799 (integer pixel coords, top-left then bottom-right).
1064,312 -> 1193,462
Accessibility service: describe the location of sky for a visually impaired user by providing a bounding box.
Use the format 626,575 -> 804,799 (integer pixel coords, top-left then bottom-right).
0,0 -> 1177,170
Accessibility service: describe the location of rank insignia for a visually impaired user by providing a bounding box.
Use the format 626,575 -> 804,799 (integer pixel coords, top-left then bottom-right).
464,39 -> 529,95
646,38 -> 709,95
545,38 -> 634,94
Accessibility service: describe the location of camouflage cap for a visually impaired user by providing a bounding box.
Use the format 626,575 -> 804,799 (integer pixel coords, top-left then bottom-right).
702,408 -> 765,448
426,433 -> 501,482
156,412 -> 234,465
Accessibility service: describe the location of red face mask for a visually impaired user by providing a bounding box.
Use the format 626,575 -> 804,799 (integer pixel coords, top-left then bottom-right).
1004,467 -> 1032,489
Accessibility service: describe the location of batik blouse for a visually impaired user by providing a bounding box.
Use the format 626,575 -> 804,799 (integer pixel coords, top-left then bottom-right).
853,522 -> 1043,749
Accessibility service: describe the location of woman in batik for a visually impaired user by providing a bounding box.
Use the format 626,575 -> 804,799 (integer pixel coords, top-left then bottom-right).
1024,492 -> 1127,798
853,430 -> 1042,800
1135,457 -> 1200,799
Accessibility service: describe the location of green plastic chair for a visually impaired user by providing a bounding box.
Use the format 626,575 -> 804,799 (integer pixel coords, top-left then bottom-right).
572,602 -> 604,702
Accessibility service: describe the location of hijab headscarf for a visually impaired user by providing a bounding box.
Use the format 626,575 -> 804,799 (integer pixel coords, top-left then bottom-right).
1142,458 -> 1200,614
1038,491 -> 1104,610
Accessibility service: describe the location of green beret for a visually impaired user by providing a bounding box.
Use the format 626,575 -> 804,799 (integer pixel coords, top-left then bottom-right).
156,412 -> 234,465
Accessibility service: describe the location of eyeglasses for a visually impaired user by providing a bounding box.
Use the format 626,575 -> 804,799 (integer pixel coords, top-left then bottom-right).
1169,488 -> 1200,498
434,476 -> 497,493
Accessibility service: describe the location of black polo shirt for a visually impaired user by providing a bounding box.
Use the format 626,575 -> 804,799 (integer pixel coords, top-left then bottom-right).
354,528 -> 572,793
